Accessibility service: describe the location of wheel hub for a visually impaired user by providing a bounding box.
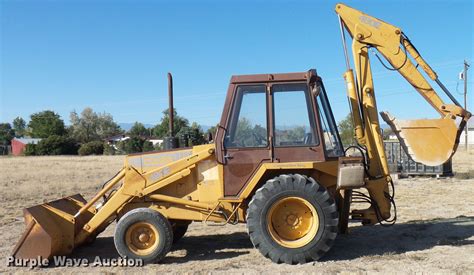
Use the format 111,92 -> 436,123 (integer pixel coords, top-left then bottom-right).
285,213 -> 301,227
138,233 -> 150,243
267,197 -> 319,248
125,222 -> 159,256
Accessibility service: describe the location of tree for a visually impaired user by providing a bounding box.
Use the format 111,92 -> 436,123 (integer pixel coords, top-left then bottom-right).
142,140 -> 154,152
338,113 -> 355,147
35,135 -> 78,155
78,141 -> 104,156
206,125 -> 217,141
129,122 -> 149,137
117,137 -> 145,154
12,117 -> 26,137
152,108 -> 189,138
28,110 -> 66,138
0,123 -> 14,145
23,144 -> 37,156
189,122 -> 206,145
70,107 -> 122,143
178,122 -> 206,146
103,143 -> 116,155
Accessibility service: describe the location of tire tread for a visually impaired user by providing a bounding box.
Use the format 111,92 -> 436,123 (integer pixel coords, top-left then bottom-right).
246,174 -> 338,264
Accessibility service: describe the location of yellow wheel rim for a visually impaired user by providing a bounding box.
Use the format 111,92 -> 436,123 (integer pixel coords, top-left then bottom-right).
266,196 -> 319,248
125,221 -> 159,256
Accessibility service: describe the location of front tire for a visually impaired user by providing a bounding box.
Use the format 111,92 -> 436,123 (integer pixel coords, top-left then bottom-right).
114,208 -> 173,264
246,174 -> 338,264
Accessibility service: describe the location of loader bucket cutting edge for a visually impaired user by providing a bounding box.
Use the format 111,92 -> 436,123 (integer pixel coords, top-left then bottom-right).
11,194 -> 94,260
380,111 -> 461,167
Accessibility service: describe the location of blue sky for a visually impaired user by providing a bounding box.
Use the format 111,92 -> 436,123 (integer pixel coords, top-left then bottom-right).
1,0 -> 472,128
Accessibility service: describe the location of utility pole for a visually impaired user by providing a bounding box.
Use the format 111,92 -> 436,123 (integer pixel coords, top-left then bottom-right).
463,60 -> 470,151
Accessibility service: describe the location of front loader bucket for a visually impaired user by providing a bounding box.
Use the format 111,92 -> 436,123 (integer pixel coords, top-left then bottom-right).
381,112 -> 463,166
12,194 -> 94,260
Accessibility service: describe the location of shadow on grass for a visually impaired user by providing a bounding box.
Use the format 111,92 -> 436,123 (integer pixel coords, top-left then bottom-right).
164,231 -> 253,263
323,215 -> 474,261
64,216 -> 473,265
66,231 -> 252,265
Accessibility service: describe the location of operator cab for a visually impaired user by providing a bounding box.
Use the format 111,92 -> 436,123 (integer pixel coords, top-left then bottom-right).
215,69 -> 343,196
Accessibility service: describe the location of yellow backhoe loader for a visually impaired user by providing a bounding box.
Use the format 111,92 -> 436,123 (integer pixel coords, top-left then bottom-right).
12,3 -> 471,265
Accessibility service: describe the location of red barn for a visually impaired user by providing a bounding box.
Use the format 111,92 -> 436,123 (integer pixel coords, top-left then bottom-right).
11,138 -> 42,156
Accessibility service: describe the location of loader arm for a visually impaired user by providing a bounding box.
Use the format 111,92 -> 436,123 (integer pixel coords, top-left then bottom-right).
335,3 -> 471,224
12,145 -> 217,260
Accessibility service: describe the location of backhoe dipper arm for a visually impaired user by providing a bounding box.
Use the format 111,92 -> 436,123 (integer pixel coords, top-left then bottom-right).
335,3 -> 471,225
336,3 -> 470,120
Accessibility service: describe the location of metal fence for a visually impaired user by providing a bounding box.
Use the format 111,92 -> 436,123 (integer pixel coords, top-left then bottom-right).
384,140 -> 452,177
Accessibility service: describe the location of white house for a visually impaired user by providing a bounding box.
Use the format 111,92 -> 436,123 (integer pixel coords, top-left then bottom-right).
147,138 -> 163,147
458,117 -> 474,146
105,134 -> 130,145
105,134 -> 163,150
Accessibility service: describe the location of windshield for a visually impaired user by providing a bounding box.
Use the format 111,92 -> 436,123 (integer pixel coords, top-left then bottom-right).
315,82 -> 344,157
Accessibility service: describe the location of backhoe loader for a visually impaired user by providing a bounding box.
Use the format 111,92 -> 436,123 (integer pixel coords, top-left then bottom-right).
12,3 -> 471,265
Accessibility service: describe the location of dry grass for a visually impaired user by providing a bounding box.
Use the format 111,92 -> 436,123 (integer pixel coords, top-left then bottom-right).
0,151 -> 473,273
0,155 -> 123,203
452,147 -> 474,173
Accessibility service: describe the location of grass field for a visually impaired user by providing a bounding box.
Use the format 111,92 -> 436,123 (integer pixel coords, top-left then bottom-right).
0,150 -> 473,273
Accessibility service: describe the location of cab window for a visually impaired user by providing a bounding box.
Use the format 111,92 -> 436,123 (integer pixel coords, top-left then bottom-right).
315,83 -> 344,157
225,85 -> 268,148
273,83 -> 318,147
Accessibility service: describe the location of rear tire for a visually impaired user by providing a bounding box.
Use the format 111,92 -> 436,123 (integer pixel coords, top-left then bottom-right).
246,174 -> 338,264
114,208 -> 173,264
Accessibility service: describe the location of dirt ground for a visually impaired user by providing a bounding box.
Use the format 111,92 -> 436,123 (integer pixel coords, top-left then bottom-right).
0,150 -> 473,273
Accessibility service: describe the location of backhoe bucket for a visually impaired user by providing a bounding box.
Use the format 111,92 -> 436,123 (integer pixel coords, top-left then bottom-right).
12,194 -> 94,260
381,112 -> 462,166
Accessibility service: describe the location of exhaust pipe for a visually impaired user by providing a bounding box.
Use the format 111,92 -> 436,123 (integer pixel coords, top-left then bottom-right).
164,72 -> 179,149
168,72 -> 174,137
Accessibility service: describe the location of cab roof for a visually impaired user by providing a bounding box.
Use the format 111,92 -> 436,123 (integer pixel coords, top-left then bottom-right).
230,69 -> 321,84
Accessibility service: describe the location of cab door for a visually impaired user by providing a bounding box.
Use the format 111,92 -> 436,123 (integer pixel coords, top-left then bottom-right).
221,85 -> 271,196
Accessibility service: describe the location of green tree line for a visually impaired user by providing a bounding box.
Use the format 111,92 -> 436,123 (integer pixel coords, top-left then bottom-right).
0,107 -> 214,156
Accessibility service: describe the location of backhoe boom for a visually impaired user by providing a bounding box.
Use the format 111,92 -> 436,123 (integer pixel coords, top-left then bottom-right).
335,3 -> 471,224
